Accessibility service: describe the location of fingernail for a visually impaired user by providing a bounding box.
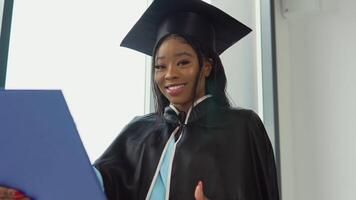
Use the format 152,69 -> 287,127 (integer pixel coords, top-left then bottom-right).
13,191 -> 25,199
198,181 -> 203,188
196,181 -> 200,188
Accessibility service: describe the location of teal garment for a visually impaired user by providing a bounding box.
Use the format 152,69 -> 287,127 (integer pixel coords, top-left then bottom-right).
93,166 -> 105,191
149,137 -> 176,200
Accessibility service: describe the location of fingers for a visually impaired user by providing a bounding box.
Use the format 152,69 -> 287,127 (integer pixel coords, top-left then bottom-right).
0,187 -> 15,198
194,181 -> 210,200
0,187 -> 29,200
194,181 -> 203,200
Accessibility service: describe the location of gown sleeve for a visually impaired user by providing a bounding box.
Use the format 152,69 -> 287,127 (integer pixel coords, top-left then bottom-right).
248,111 -> 280,200
92,117 -> 140,200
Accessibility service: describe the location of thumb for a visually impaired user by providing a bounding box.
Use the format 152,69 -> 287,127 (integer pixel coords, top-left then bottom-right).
194,181 -> 209,200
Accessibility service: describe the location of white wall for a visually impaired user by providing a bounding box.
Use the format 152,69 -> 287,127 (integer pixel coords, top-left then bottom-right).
6,0 -> 148,162
275,0 -> 356,199
210,0 -> 260,112
210,0 -> 281,151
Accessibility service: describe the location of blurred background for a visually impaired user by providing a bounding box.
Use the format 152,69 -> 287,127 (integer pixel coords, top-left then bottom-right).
1,0 -> 355,199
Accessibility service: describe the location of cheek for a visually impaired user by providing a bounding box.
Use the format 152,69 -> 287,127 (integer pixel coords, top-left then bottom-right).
154,72 -> 160,84
185,67 -> 200,81
154,73 -> 164,90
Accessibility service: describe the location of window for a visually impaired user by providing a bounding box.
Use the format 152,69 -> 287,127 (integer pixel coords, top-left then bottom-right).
6,0 -> 150,162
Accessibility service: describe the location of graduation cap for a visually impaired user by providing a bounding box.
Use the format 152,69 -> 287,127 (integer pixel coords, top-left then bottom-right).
120,0 -> 252,56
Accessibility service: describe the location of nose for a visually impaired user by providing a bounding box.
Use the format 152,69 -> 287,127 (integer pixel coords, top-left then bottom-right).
165,65 -> 178,80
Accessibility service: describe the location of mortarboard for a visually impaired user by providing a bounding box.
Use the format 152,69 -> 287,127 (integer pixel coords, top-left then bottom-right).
120,0 -> 252,56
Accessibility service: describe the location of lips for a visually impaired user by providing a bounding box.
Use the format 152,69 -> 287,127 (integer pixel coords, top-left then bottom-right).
165,83 -> 186,96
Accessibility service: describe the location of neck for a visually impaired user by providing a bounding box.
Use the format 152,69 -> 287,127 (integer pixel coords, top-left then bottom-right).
170,94 -> 212,114
173,102 -> 192,113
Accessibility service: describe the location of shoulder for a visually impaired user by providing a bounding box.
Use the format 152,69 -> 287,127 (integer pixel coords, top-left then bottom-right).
95,113 -> 164,159
119,112 -> 164,139
122,113 -> 162,132
200,105 -> 264,133
225,107 -> 270,142
125,112 -> 160,128
215,106 -> 261,123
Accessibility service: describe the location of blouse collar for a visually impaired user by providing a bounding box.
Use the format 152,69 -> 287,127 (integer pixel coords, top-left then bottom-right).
164,94 -> 213,126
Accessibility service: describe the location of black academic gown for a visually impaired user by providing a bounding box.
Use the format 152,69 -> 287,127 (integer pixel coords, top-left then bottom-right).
94,97 -> 279,200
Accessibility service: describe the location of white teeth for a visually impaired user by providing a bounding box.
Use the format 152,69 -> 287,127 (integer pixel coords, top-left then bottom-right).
167,84 -> 184,90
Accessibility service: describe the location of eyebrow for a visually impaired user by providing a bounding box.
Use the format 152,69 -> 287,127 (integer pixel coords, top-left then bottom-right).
155,52 -> 193,61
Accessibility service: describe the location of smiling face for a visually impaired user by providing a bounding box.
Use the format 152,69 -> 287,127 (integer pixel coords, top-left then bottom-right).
154,36 -> 212,112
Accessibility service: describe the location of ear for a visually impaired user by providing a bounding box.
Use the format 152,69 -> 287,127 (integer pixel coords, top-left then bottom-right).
202,58 -> 213,77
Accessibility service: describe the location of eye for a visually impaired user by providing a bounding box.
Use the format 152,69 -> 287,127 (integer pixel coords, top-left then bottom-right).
177,60 -> 190,67
154,64 -> 166,71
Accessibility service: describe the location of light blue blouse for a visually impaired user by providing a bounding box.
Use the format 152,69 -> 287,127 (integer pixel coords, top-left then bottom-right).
149,137 -> 176,200
94,95 -> 212,199
93,138 -> 175,200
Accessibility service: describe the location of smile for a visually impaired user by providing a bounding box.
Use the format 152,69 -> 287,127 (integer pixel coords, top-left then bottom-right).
165,83 -> 186,96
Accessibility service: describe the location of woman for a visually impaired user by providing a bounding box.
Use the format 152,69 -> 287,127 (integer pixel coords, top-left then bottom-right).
0,0 -> 279,199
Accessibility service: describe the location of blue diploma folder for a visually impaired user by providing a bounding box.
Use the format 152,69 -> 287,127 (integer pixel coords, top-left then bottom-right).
0,90 -> 107,200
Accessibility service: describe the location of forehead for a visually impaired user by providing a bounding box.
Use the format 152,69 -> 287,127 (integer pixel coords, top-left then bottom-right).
155,37 -> 196,60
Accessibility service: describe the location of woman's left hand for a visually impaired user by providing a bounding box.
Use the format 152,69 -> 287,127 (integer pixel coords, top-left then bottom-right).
194,181 -> 210,200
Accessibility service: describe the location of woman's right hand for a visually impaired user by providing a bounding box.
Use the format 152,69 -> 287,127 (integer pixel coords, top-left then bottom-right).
194,181 -> 210,200
0,186 -> 30,200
